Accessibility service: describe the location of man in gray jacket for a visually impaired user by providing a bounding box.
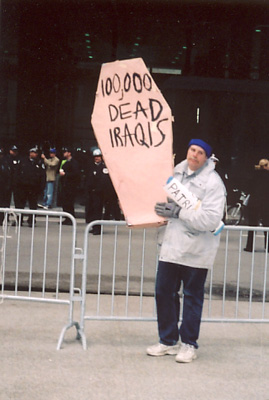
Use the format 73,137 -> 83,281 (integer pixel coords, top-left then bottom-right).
147,138 -> 226,363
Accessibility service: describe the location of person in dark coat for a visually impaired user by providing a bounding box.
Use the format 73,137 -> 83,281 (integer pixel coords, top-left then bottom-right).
15,147 -> 46,226
59,147 -> 80,225
85,148 -> 109,235
244,158 -> 269,251
6,145 -> 21,209
103,177 -> 122,221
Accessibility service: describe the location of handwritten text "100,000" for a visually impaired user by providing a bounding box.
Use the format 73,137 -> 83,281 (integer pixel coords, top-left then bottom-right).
101,72 -> 153,100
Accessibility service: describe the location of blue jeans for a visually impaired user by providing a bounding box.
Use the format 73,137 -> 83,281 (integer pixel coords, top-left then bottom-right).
155,261 -> 208,349
43,181 -> 55,207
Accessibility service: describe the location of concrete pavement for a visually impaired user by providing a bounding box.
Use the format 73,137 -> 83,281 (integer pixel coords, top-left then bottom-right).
0,294 -> 269,400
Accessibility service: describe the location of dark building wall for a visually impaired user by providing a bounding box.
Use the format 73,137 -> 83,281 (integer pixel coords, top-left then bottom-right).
1,0 -> 269,170
161,77 -> 269,168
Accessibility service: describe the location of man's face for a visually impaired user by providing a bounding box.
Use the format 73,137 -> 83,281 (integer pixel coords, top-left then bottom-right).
30,151 -> 38,159
50,152 -> 56,158
94,155 -> 102,164
10,150 -> 17,157
187,145 -> 207,171
63,151 -> 71,159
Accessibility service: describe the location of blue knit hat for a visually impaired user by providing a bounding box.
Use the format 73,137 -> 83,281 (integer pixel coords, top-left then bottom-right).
188,139 -> 212,158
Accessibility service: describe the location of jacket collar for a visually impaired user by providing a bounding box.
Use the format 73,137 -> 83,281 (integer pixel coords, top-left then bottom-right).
174,158 -> 215,177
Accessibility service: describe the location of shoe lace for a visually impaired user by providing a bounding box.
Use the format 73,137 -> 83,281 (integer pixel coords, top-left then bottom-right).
181,343 -> 194,353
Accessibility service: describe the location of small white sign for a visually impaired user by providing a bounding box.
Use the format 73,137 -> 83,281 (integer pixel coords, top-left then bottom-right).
164,176 -> 201,210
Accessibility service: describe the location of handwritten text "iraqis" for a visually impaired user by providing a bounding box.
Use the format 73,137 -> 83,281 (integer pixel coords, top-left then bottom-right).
108,98 -> 168,148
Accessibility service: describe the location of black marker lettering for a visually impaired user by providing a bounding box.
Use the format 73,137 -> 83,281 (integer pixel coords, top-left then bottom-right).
119,89 -> 124,101
134,123 -> 149,148
119,103 -> 132,119
143,74 -> 152,91
133,73 -> 142,93
108,104 -> 119,122
124,73 -> 131,92
148,122 -> 153,146
109,128 -> 114,147
154,118 -> 167,147
102,72 -> 155,97
101,79 -> 105,97
182,199 -> 191,208
113,74 -> 121,93
105,77 -> 112,95
171,189 -> 180,197
149,98 -> 163,121
169,183 -> 178,191
123,123 -> 135,147
133,100 -> 148,119
114,127 -> 123,146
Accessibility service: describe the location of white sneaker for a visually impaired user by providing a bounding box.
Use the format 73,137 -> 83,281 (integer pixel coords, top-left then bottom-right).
175,343 -> 197,363
146,342 -> 179,357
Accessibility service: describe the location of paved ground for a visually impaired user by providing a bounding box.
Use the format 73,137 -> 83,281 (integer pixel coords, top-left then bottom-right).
0,296 -> 268,400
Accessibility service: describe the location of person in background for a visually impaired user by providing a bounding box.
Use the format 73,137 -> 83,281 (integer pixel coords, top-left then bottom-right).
244,158 -> 269,252
15,147 -> 45,226
56,156 -> 68,207
103,176 -> 122,221
85,148 -> 108,235
6,145 -> 21,209
147,138 -> 226,363
59,147 -> 80,225
39,148 -> 60,209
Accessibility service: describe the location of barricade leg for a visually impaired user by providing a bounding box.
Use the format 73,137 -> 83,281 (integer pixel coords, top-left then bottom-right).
57,321 -> 86,350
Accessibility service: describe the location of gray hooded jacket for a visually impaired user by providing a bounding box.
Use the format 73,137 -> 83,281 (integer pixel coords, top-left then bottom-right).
159,158 -> 226,269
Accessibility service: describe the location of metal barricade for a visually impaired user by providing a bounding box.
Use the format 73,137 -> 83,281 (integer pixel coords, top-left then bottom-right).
206,225 -> 269,323
78,222 -> 269,350
2,213 -> 268,350
0,208 -> 83,350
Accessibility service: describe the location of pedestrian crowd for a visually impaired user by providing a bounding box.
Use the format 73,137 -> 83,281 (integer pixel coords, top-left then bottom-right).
0,144 -> 122,230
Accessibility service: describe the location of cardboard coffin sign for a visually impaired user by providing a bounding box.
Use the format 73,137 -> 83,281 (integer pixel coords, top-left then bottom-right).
91,58 -> 173,227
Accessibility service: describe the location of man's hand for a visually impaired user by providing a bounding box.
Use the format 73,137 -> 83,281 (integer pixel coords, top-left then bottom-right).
154,202 -> 181,218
